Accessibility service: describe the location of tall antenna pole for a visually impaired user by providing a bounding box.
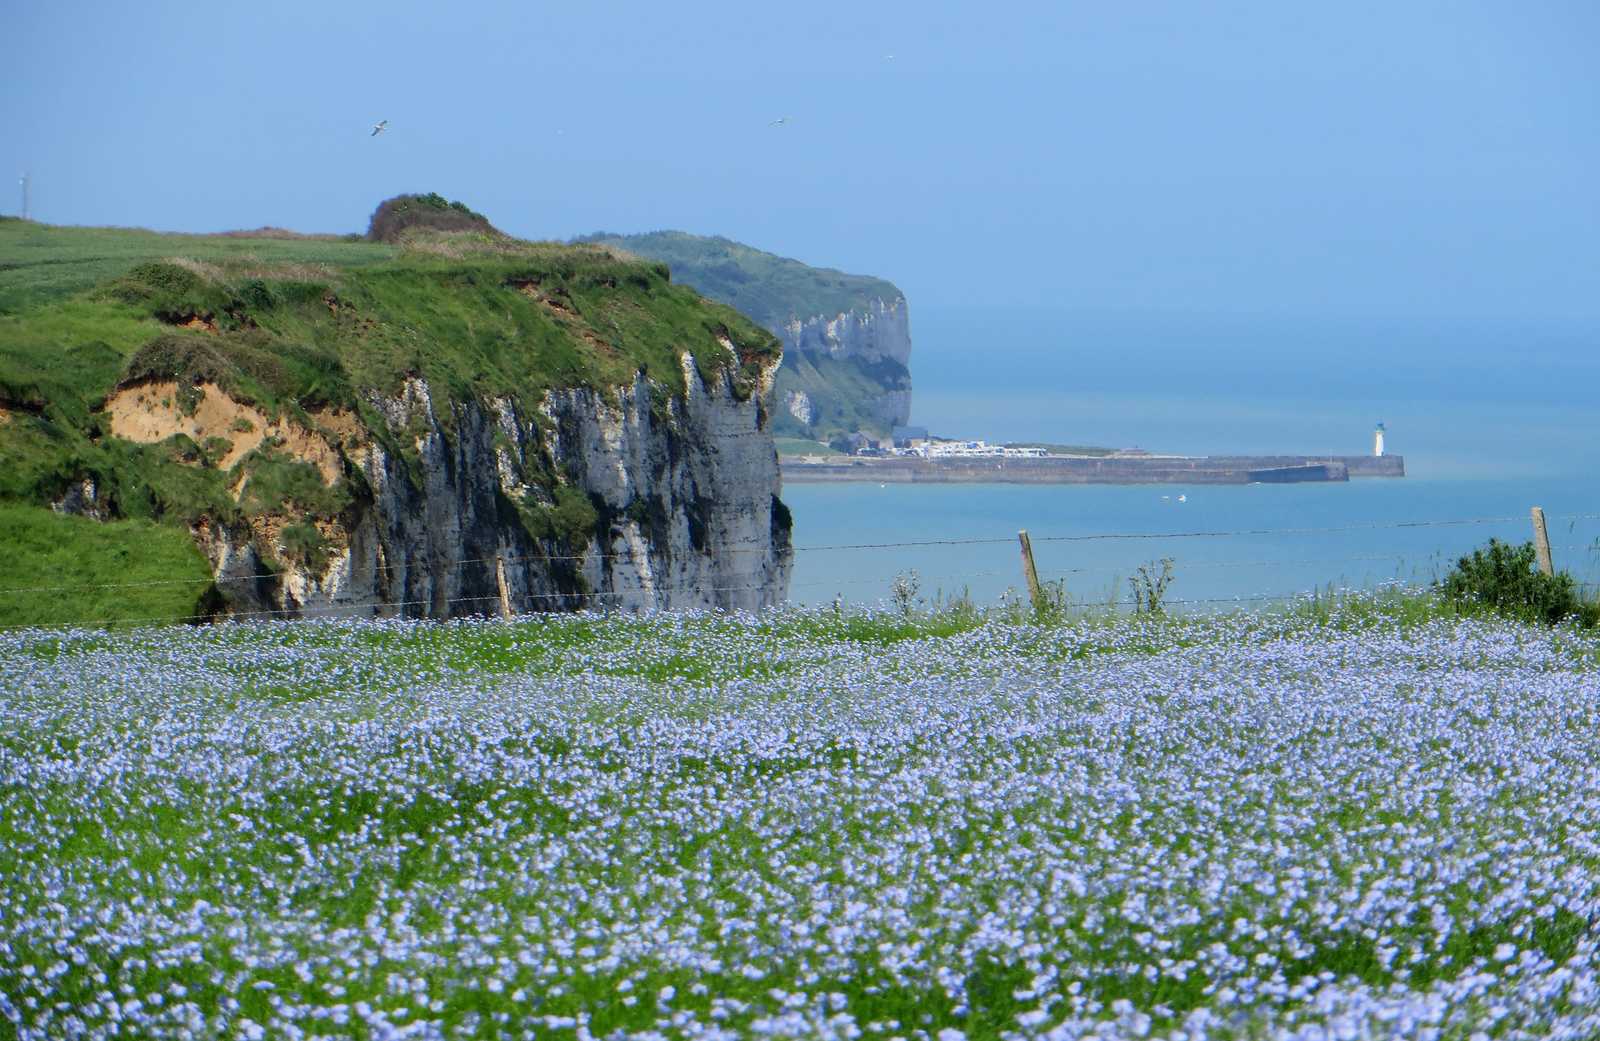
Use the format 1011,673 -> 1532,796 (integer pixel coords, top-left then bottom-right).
19,172 -> 29,221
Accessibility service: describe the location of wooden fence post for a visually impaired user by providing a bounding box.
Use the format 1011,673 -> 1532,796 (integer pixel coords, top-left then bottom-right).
1018,529 -> 1042,612
1531,506 -> 1554,577
495,554 -> 513,619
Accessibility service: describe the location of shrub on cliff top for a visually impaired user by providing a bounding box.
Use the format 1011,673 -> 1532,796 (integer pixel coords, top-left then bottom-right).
367,193 -> 501,244
109,261 -> 241,326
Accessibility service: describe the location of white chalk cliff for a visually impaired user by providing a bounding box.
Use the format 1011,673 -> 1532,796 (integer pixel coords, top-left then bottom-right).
773,295 -> 913,438
137,353 -> 792,619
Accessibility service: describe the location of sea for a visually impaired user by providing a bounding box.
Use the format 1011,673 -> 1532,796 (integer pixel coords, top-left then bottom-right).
782,307 -> 1600,610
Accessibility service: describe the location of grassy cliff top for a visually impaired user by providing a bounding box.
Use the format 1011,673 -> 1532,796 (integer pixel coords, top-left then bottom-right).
575,230 -> 903,332
1,215 -> 778,412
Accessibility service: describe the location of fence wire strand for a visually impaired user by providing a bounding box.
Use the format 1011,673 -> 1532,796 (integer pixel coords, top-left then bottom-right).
4,511 -> 1598,630
6,512 -> 1597,597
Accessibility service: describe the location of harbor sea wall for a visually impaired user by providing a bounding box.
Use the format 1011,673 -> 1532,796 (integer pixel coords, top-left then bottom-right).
781,454 -> 1403,485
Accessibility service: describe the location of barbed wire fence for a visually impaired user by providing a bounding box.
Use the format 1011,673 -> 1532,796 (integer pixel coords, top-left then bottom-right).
2,510 -> 1597,632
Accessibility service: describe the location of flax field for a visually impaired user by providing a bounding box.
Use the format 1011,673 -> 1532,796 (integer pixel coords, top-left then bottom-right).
3,599 -> 1599,1040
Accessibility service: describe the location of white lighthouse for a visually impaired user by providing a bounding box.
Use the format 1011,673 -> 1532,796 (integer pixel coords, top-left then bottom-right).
1373,422 -> 1386,458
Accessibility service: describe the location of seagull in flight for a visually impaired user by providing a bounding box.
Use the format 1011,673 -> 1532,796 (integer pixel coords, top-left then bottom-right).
370,119 -> 388,137
769,116 -> 790,127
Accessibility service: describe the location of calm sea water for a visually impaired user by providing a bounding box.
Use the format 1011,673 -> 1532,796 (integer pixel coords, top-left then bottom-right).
782,308 -> 1600,609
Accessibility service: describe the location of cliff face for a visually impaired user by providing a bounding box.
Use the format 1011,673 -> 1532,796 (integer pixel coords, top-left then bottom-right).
774,295 -> 912,438
779,295 -> 912,368
577,231 -> 913,440
152,356 -> 791,619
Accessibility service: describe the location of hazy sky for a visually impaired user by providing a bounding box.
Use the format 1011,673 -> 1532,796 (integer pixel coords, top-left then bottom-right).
5,1 -> 1598,323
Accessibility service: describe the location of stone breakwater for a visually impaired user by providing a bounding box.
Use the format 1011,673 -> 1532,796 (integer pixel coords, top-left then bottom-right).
782,454 -> 1405,484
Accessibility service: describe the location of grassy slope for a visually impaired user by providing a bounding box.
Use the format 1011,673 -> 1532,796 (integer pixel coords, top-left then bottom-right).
0,504 -> 213,628
0,217 -> 781,627
772,437 -> 843,457
577,230 -> 902,331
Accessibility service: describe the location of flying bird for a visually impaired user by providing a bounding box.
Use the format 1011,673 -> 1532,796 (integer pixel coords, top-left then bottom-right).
769,116 -> 790,127
370,120 -> 388,137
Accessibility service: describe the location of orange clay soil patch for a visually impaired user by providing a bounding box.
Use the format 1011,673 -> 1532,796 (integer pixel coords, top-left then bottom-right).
174,314 -> 219,333
104,381 -> 358,485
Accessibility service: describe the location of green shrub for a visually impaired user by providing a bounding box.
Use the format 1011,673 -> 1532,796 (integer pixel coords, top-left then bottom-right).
550,486 -> 600,543
520,485 -> 600,546
109,261 -> 237,325
280,521 -> 330,572
1440,538 -> 1597,628
235,449 -> 349,519
236,278 -> 279,311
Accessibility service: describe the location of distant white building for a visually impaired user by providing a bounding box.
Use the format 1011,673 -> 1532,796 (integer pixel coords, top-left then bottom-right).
1374,422 -> 1386,458
894,439 -> 1047,460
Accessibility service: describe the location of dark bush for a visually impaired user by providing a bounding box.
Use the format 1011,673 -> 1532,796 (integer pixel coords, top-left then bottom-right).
111,261 -> 205,304
237,278 -> 278,312
366,194 -> 501,243
122,335 -> 241,388
109,262 -> 237,324
1440,538 -> 1597,628
770,494 -> 792,538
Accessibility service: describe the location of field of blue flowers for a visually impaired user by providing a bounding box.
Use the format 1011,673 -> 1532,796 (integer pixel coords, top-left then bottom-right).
3,600 -> 1599,1040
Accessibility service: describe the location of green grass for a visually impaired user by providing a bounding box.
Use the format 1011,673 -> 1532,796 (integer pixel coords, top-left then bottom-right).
0,219 -> 393,316
0,223 -> 779,420
0,503 -> 215,627
773,436 -> 843,456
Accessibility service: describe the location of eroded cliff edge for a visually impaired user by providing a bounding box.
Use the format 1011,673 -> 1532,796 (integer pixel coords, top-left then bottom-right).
0,202 -> 794,621
104,358 -> 789,617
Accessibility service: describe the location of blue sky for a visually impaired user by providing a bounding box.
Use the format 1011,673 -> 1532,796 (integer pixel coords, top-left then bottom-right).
5,1 -> 1598,323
